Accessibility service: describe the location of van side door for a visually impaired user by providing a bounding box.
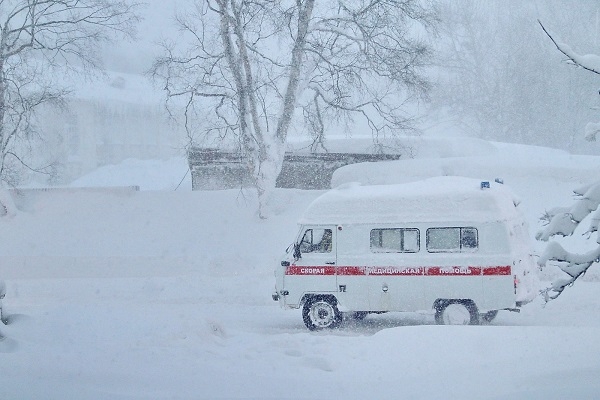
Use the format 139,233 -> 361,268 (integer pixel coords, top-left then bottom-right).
367,227 -> 424,312
286,226 -> 338,295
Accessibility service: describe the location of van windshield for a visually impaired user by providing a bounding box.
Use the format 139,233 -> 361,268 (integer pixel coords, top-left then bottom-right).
299,228 -> 332,253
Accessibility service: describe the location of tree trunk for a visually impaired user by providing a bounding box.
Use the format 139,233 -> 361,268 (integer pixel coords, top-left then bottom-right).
255,142 -> 285,219
255,0 -> 315,218
0,188 -> 16,217
0,55 -> 6,179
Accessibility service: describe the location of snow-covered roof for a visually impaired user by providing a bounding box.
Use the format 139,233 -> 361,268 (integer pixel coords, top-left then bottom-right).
299,176 -> 522,225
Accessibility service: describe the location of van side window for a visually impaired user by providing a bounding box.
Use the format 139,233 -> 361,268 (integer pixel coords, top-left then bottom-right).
370,228 -> 420,253
300,228 -> 333,253
461,227 -> 478,249
426,227 -> 478,252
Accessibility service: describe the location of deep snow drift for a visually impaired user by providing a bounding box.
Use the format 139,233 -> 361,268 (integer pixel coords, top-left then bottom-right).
1,138 -> 600,399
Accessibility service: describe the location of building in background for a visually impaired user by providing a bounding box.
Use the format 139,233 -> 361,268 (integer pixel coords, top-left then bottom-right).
31,72 -> 186,185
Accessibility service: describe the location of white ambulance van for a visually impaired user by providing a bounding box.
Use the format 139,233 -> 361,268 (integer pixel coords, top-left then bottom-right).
273,176 -> 536,330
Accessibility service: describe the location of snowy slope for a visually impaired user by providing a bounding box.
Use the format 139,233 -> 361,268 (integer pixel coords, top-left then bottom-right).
1,140 -> 600,399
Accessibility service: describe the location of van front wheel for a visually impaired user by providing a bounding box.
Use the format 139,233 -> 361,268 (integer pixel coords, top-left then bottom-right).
435,300 -> 479,325
302,296 -> 341,330
481,310 -> 498,323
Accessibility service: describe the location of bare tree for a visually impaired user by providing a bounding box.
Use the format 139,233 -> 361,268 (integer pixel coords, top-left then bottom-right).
539,20 -> 600,76
0,0 -> 140,198
150,0 -> 438,218
433,2 -> 599,150
537,20 -> 600,301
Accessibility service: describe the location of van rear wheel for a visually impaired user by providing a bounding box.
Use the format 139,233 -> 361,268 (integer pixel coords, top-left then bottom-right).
435,300 -> 479,325
302,296 -> 341,330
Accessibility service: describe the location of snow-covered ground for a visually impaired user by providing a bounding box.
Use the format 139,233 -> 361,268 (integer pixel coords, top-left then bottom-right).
1,138 -> 600,399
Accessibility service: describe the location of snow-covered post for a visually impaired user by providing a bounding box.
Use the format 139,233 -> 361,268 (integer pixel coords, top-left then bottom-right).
536,181 -> 600,301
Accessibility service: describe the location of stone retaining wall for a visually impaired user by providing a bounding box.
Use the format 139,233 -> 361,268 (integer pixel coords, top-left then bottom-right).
188,148 -> 401,190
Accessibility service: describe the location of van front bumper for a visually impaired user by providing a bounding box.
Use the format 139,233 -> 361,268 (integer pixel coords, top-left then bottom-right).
272,290 -> 289,301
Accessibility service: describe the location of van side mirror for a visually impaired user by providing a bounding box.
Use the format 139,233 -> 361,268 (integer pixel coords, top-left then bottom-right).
293,243 -> 301,260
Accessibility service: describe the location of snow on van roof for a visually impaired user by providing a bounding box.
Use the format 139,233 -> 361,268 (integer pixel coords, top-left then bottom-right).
299,176 -> 522,225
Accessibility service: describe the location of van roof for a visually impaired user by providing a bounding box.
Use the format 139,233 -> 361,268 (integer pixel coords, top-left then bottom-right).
298,176 -> 523,225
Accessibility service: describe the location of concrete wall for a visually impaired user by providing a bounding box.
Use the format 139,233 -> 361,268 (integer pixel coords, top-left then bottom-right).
188,148 -> 401,190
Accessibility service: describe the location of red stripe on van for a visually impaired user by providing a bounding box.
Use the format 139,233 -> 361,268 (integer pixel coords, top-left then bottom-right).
286,265 -> 511,276
369,267 -> 424,276
426,267 -> 482,276
482,266 -> 512,275
286,266 -> 336,275
337,266 -> 365,275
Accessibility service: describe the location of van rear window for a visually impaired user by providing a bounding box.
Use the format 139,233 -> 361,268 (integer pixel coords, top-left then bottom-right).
370,228 -> 420,253
426,227 -> 478,252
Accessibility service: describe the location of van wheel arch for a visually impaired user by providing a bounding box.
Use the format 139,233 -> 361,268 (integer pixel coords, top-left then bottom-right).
434,299 -> 480,325
301,293 -> 339,308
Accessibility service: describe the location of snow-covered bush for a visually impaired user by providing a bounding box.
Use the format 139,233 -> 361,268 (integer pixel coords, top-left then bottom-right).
537,181 -> 600,301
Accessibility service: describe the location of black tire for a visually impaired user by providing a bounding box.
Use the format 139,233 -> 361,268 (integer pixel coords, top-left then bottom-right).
434,300 -> 479,325
302,295 -> 341,330
480,310 -> 499,323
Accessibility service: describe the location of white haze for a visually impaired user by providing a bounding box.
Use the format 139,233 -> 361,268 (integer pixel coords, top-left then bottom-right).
1,1 -> 600,398
1,138 -> 600,399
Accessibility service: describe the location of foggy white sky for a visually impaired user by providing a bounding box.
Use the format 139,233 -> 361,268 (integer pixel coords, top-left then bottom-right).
93,0 -> 600,155
101,0 -> 192,74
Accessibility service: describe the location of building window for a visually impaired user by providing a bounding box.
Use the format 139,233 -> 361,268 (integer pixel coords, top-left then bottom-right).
426,227 -> 478,252
370,228 -> 420,253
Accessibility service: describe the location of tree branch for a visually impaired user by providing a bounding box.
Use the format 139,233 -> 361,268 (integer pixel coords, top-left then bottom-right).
538,19 -> 600,75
